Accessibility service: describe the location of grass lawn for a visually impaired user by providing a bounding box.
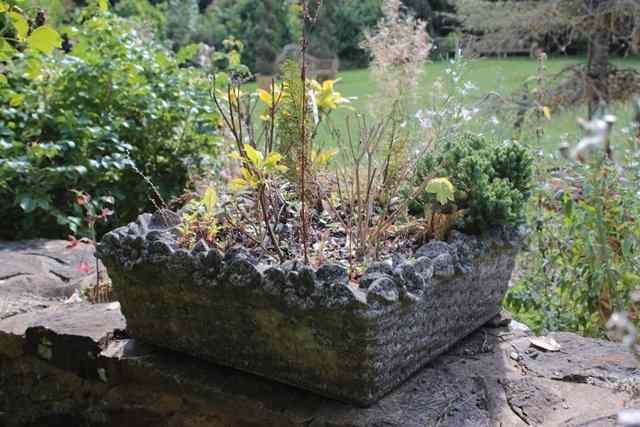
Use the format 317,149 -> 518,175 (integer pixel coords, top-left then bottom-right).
325,55 -> 640,153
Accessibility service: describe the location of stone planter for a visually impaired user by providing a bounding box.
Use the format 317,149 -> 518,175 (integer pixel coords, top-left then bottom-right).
97,210 -> 522,406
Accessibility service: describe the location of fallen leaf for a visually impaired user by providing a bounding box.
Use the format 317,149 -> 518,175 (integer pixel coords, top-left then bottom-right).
529,336 -> 561,352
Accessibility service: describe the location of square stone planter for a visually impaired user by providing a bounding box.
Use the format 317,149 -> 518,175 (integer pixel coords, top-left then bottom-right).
97,210 -> 522,407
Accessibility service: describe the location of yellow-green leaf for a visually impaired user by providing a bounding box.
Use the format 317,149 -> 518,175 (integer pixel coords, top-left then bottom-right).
202,187 -> 217,213
258,89 -> 272,106
426,177 -> 455,205
264,152 -> 283,169
229,178 -> 249,191
0,74 -> 7,86
542,106 -> 552,120
244,144 -> 263,168
9,11 -> 28,41
27,26 -> 62,54
0,2 -> 9,13
98,0 -> 109,12
10,93 -> 24,107
312,148 -> 338,166
229,49 -> 241,66
228,151 -> 244,161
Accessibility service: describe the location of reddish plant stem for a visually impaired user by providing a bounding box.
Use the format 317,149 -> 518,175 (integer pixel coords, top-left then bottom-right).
299,2 -> 310,264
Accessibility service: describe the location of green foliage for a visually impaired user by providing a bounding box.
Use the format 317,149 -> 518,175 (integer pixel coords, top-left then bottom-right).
196,0 -> 289,73
306,0 -> 338,59
164,0 -> 199,50
334,0 -> 382,68
114,0 -> 166,36
412,134 -> 533,233
254,0 -> 280,75
276,60 -> 311,175
178,186 -> 220,249
506,152 -> 640,336
0,8 -> 223,239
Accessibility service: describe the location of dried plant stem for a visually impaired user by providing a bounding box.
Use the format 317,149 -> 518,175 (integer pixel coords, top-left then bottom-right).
258,185 -> 284,261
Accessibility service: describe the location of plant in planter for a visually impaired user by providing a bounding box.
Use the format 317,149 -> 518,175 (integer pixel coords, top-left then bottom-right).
97,0 -> 531,407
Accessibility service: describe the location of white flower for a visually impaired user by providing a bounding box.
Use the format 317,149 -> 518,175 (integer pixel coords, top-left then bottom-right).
414,110 -> 433,129
463,81 -> 477,91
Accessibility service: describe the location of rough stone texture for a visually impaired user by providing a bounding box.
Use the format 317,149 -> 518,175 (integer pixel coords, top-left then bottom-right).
0,240 -> 102,320
96,211 -> 523,405
1,302 -> 640,427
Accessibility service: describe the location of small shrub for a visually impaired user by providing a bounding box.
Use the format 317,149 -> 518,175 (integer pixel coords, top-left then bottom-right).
411,133 -> 533,233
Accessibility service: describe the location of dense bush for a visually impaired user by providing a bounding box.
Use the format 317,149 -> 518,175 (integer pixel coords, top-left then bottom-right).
0,6 -> 223,239
411,134 -> 533,233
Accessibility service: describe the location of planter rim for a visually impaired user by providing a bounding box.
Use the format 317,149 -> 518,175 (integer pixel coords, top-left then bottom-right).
97,209 -> 524,311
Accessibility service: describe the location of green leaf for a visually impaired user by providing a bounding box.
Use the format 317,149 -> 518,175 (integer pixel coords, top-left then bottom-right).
24,57 -> 42,80
176,43 -> 199,65
98,0 -> 109,12
26,26 -> 62,54
426,177 -> 456,205
70,39 -> 90,60
0,2 -> 9,13
0,38 -> 16,61
18,195 -> 34,212
9,11 -> 29,41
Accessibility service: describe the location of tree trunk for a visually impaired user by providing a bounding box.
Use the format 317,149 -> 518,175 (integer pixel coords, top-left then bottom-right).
586,1 -> 610,119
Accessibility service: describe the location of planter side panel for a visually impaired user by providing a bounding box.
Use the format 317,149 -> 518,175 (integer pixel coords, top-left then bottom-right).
105,258 -> 375,404
364,245 -> 516,401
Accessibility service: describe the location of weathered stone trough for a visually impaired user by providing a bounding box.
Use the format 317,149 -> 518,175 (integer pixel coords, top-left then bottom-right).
97,210 -> 522,406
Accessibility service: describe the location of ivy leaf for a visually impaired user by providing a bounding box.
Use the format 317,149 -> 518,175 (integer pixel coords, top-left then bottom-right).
9,11 -> 29,41
27,26 -> 62,54
426,177 -> 456,205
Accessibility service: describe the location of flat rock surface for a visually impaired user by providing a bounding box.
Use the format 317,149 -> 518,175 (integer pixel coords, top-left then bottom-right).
1,241 -> 640,426
0,239 -> 101,320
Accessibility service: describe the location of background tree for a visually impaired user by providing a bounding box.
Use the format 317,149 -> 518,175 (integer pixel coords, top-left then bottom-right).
455,0 -> 640,117
254,0 -> 281,75
306,0 -> 339,59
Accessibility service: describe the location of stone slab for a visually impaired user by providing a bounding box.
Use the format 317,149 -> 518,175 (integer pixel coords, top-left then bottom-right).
1,302 -> 640,427
0,239 -> 102,320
